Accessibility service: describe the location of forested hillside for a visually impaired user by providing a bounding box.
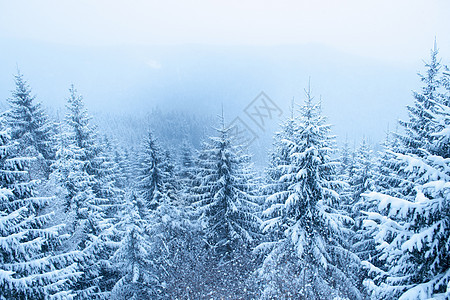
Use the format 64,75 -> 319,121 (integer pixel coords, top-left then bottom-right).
0,46 -> 448,299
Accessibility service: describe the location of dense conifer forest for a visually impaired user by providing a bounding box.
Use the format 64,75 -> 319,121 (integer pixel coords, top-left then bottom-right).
0,46 -> 449,299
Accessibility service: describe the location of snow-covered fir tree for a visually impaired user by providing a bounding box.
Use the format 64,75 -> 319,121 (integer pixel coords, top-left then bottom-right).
373,128 -> 405,198
64,85 -> 99,162
398,42 -> 445,157
338,137 -> 353,178
93,135 -> 125,203
267,100 -> 297,185
0,118 -> 81,299
176,139 -> 196,203
336,138 -> 354,220
348,137 -> 376,236
6,71 -> 55,176
263,100 -> 298,244
50,85 -> 116,298
111,183 -> 198,299
135,130 -> 172,210
187,114 -> 261,298
160,149 -> 179,202
110,141 -> 132,191
256,87 -> 362,299
362,46 -> 450,299
192,114 -> 261,258
347,138 -> 378,294
110,192 -> 160,299
131,129 -> 207,297
144,181 -> 200,298
350,138 -> 375,205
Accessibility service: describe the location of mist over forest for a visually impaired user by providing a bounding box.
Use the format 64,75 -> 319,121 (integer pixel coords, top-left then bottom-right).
0,41 -> 420,143
1,1 -> 449,299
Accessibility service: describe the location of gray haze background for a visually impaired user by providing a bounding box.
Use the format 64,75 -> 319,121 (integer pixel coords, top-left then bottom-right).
1,0 -> 449,157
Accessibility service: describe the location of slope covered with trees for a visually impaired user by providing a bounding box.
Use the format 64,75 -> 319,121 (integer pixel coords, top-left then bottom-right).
0,46 -> 448,299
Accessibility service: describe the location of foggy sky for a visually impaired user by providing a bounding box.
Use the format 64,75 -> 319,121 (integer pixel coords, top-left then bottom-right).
0,0 -> 449,146
2,0 -> 449,62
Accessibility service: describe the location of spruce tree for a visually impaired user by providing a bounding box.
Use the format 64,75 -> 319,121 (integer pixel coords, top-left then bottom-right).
256,88 -> 361,299
188,114 -> 261,298
136,131 -> 169,210
263,100 -> 299,244
6,71 -> 55,176
374,129 -> 405,197
50,85 -> 115,298
348,139 -> 377,293
336,138 -> 354,223
192,115 -> 261,258
363,152 -> 450,299
144,181 -> 199,298
0,119 -> 81,299
93,136 -> 125,203
110,192 -> 160,299
115,139 -> 197,298
267,100 -> 297,183
176,139 -> 196,203
350,138 -> 376,206
363,46 -> 450,299
398,43 -> 446,156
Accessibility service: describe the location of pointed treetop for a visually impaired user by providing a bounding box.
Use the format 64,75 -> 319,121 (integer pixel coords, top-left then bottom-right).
302,81 -> 322,122
433,36 -> 438,54
66,84 -> 85,114
307,76 -> 311,94
10,69 -> 35,104
290,96 -> 295,120
220,103 -> 225,130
